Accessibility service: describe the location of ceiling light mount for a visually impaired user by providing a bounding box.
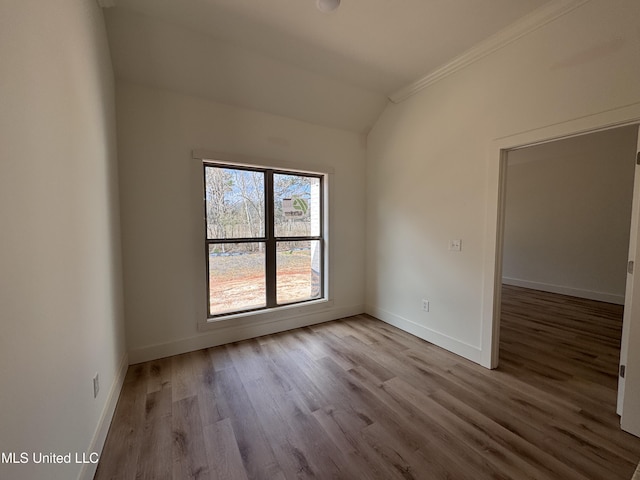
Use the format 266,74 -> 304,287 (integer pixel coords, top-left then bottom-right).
316,0 -> 340,13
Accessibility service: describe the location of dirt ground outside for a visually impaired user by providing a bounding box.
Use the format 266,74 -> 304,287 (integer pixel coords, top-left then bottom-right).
209,249 -> 315,315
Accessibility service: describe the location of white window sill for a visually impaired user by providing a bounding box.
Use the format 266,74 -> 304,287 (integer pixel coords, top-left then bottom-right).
197,298 -> 333,333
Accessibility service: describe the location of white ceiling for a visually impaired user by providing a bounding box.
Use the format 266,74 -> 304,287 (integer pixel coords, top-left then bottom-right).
104,0 -> 552,132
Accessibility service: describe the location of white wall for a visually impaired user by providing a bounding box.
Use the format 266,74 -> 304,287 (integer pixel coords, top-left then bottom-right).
0,2 -> 126,480
116,81 -> 366,363
366,0 -> 640,365
503,126 -> 637,304
104,8 -> 388,134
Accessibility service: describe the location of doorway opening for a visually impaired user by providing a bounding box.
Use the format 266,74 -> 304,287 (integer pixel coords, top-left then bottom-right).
490,122 -> 640,429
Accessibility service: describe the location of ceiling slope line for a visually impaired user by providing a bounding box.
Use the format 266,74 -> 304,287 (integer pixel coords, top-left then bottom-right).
388,0 -> 592,104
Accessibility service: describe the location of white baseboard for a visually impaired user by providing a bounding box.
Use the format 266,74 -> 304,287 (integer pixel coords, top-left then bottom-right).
78,351 -> 129,480
365,304 -> 483,365
502,277 -> 625,305
128,304 -> 365,364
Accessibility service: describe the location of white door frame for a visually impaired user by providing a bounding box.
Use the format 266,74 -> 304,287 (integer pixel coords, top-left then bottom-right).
481,103 -> 640,435
619,128 -> 640,435
617,126 -> 640,416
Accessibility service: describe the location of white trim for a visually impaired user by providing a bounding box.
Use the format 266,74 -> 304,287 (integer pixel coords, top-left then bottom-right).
129,303 -> 364,364
366,304 -> 482,364
389,0 -> 592,103
78,352 -> 128,480
192,149 -> 335,175
200,298 -> 332,326
502,277 -> 625,305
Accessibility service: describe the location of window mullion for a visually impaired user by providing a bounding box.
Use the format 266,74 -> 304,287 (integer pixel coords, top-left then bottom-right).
273,236 -> 322,242
265,170 -> 277,307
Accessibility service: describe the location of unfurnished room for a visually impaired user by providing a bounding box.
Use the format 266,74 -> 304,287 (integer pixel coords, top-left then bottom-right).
2,1 -> 640,479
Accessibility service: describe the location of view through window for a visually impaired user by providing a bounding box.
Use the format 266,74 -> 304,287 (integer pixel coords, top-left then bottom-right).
204,164 -> 324,317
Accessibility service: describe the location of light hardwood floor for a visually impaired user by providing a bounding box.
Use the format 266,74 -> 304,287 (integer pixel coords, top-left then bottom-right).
95,286 -> 640,479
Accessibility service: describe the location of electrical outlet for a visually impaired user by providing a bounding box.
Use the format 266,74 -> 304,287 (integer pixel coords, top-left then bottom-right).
448,239 -> 462,251
422,299 -> 429,312
93,373 -> 100,398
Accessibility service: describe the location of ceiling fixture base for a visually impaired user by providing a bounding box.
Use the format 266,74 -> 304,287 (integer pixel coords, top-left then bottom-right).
316,0 -> 340,13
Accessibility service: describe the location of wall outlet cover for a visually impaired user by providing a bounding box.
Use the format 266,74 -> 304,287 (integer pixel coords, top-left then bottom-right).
449,239 -> 462,251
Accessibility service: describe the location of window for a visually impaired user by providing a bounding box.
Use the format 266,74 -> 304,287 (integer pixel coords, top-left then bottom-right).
204,163 -> 325,318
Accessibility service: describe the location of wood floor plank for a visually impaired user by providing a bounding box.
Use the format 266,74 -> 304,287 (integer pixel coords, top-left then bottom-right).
425,387 -> 590,480
171,352 -> 199,403
259,340 -> 329,413
212,366 -> 285,480
209,344 -> 233,372
311,406 -> 407,480
203,418 -> 249,480
146,356 -> 172,394
193,348 -> 224,427
135,388 -> 172,480
349,367 -> 502,480
318,329 -> 396,382
447,362 -> 629,461
172,396 -> 209,479
96,286 -> 640,479
93,364 -> 147,479
254,376 -> 358,479
238,376 -> 317,479
382,377 -> 571,480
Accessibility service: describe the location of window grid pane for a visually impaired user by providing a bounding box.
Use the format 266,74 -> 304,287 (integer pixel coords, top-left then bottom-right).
204,164 -> 324,318
276,240 -> 322,305
208,243 -> 266,316
274,173 -> 320,238
205,166 -> 265,240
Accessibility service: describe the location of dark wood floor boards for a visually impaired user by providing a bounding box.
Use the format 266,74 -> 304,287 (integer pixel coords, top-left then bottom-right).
384,349 -> 593,480
95,286 -> 640,479
146,357 -> 172,395
311,406 -> 407,480
99,366 -> 146,479
136,387 -> 172,479
202,418 -> 248,480
212,366 -> 284,480
172,395 -> 209,479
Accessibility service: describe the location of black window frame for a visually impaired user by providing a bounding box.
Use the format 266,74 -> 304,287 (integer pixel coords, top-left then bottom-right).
203,162 -> 325,319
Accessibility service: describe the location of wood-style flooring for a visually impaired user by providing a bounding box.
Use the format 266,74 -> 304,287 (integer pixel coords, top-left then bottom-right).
94,286 -> 640,479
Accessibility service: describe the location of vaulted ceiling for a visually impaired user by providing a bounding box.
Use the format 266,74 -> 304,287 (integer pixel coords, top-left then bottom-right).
104,0 -> 552,133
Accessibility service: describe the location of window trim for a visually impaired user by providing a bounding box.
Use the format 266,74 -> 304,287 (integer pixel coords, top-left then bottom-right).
194,150 -> 333,327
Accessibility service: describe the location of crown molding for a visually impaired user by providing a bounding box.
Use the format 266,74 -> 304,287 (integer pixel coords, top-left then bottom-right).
388,0 -> 592,104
